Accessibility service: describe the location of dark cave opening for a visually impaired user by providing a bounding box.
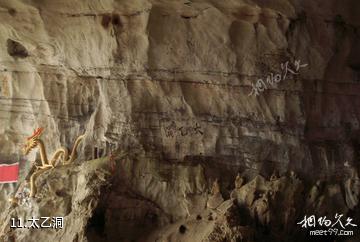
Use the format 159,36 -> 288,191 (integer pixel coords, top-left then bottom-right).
86,206 -> 107,242
6,39 -> 28,58
85,182 -> 114,242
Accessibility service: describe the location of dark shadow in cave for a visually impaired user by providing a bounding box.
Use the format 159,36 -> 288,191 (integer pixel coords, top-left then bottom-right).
85,180 -> 113,242
7,39 -> 28,58
86,204 -> 108,242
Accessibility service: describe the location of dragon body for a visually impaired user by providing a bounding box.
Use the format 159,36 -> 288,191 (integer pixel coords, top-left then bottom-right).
23,128 -> 85,167
22,128 -> 85,197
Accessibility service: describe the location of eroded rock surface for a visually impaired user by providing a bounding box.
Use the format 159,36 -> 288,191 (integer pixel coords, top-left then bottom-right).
0,0 -> 360,241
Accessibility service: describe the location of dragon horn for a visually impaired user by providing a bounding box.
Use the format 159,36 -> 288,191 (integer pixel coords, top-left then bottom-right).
27,127 -> 44,140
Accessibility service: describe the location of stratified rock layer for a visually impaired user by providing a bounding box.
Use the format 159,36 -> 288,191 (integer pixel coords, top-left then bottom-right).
0,0 -> 359,241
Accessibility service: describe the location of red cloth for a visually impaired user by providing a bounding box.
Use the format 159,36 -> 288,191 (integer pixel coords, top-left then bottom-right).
0,163 -> 19,183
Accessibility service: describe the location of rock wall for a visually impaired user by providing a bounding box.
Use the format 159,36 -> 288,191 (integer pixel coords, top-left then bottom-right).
0,0 -> 360,241
0,0 -> 359,178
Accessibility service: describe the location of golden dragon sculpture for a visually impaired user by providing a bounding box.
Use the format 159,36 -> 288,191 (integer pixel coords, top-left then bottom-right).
22,128 -> 85,197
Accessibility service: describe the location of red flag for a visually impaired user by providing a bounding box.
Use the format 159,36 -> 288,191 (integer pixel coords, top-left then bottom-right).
0,163 -> 19,183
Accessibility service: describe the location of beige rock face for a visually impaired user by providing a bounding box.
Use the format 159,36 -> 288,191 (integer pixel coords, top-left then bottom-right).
0,0 -> 359,241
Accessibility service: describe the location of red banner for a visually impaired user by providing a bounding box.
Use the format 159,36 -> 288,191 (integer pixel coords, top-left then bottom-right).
0,163 -> 19,183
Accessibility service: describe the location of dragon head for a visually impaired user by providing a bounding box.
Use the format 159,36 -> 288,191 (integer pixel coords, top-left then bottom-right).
23,127 -> 44,155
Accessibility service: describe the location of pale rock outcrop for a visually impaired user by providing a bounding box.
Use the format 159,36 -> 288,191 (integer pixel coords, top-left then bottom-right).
0,0 -> 359,241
